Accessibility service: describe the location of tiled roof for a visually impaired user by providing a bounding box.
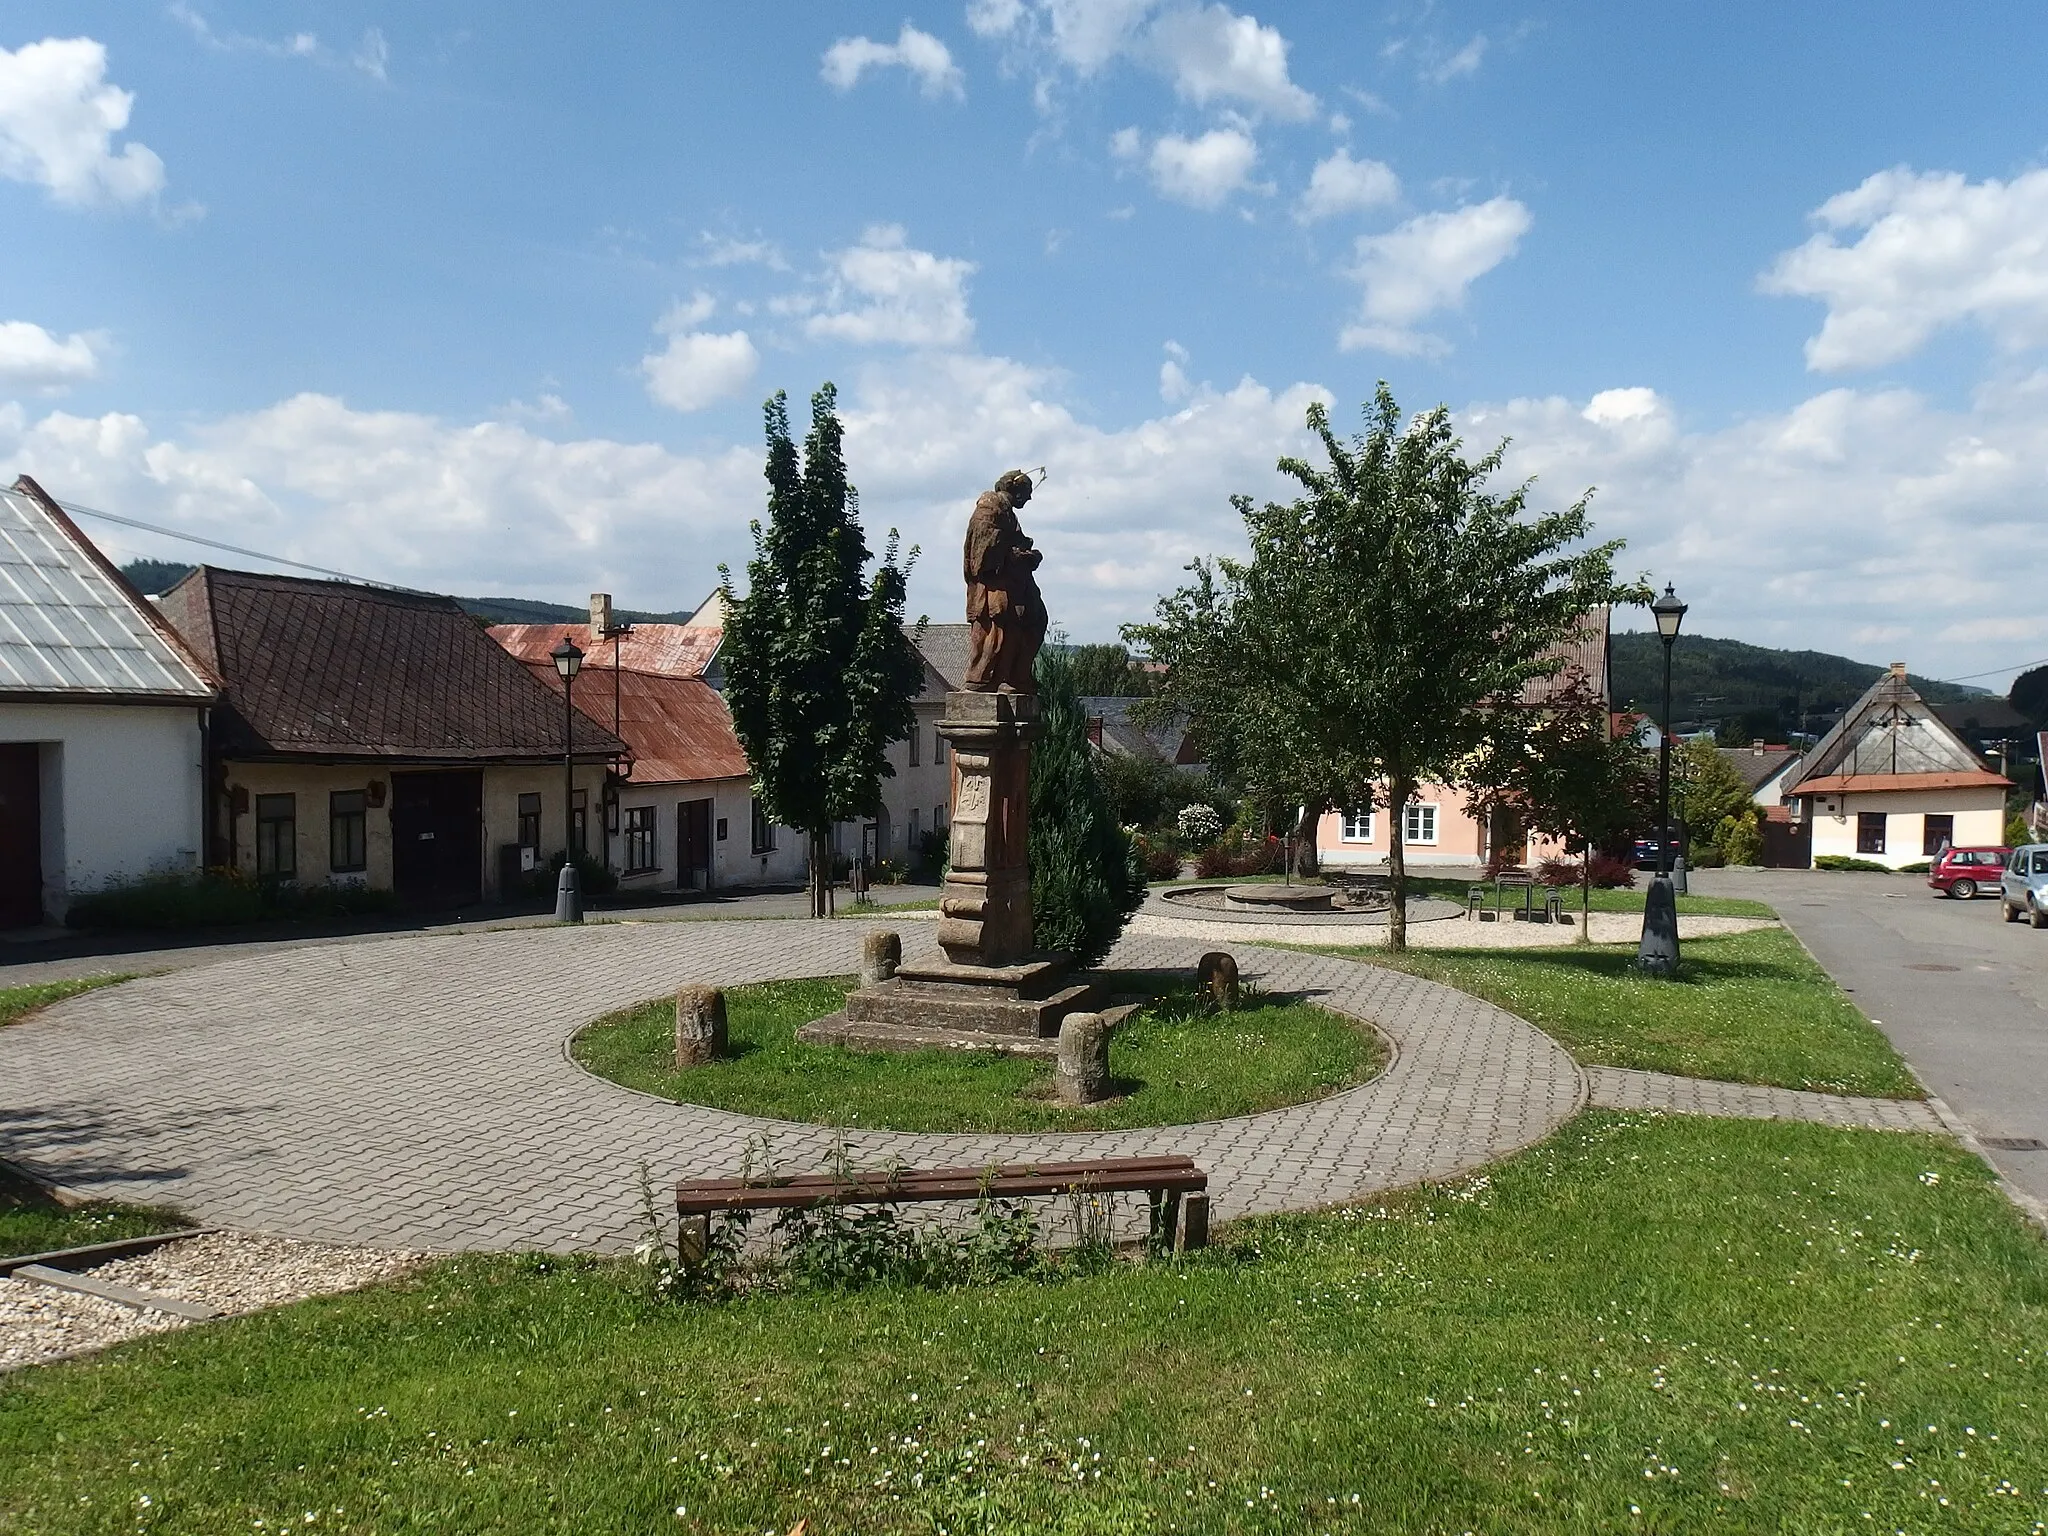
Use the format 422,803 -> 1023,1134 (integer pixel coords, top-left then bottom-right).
516,660 -> 749,785
0,478 -> 215,701
912,623 -> 973,692
1718,745 -> 1802,792
1784,665 -> 1990,793
157,567 -> 625,761
491,622 -> 722,679
1080,696 -> 1198,765
1520,605 -> 1611,706
1790,770 -> 2012,796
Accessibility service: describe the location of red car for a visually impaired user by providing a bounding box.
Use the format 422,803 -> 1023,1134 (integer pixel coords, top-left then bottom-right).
1928,845 -> 2012,900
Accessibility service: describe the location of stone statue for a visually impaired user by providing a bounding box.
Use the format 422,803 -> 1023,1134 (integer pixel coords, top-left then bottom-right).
963,470 -> 1046,693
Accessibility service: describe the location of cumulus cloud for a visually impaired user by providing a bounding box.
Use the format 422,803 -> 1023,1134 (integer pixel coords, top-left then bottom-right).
802,226 -> 976,348
1297,148 -> 1400,222
1159,340 -> 1193,402
1762,166 -> 2048,371
1423,33 -> 1488,83
171,6 -> 387,82
0,322 -> 101,391
1121,126 -> 1260,209
696,233 -> 788,269
1148,3 -> 1316,119
821,24 -> 965,99
0,37 -> 166,207
640,296 -> 759,413
1340,197 -> 1531,355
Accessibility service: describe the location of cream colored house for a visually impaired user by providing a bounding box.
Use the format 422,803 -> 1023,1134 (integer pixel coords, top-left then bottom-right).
1783,663 -> 2011,868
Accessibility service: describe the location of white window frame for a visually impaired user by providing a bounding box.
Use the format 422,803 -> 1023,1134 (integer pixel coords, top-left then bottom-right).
1340,808 -> 1375,842
1403,802 -> 1439,846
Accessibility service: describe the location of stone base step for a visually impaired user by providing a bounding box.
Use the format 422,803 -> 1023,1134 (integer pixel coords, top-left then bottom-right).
796,1012 -> 1060,1058
843,980 -> 1101,1039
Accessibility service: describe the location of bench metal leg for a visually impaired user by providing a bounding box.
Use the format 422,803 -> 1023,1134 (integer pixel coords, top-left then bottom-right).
1179,1194 -> 1210,1252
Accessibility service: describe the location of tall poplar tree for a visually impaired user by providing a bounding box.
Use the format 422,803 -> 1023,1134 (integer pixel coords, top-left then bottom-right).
1130,383 -> 1640,948
719,384 -> 924,918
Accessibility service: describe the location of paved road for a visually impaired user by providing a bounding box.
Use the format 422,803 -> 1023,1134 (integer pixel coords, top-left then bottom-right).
1696,866 -> 2048,1207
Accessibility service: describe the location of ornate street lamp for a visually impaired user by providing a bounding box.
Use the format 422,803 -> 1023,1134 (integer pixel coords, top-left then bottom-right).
1637,583 -> 1687,975
551,637 -> 585,923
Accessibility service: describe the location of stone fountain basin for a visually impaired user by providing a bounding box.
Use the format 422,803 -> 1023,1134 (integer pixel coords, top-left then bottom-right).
1222,883 -> 1338,913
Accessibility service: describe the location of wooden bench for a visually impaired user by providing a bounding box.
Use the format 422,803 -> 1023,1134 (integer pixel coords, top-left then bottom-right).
675,1154 -> 1211,1260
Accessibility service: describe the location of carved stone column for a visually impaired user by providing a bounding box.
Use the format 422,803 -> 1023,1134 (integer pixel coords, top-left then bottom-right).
936,690 -> 1035,967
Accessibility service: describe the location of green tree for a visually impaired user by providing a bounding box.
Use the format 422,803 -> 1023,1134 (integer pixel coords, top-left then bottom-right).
1067,642 -> 1154,697
1031,644 -> 1145,966
1673,736 -> 1756,855
1129,384 -> 1640,948
1465,669 -> 1657,940
719,384 -> 924,918
2011,665 -> 2048,727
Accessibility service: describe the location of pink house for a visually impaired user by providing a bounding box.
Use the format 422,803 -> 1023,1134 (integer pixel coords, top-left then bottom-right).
1313,608 -> 1611,870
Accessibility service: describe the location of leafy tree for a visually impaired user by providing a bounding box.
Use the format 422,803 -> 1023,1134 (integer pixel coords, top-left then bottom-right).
1129,383 -> 1639,948
2011,665 -> 2048,726
719,384 -> 924,918
1673,736 -> 1756,853
1031,645 -> 1145,966
1465,670 -> 1657,939
1067,642 -> 1155,697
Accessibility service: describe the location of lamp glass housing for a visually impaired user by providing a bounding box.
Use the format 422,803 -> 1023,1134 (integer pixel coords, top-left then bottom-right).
551,639 -> 584,681
1651,584 -> 1688,641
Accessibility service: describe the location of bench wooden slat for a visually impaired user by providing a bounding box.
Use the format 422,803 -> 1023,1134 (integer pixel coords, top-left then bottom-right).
676,1156 -> 1206,1215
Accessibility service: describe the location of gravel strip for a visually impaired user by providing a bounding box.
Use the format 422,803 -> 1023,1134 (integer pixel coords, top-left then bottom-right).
1,1231 -> 422,1371
1127,910 -> 1778,948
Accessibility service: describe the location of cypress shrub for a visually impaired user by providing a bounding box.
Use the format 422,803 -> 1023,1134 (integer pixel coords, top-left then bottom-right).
1030,645 -> 1146,965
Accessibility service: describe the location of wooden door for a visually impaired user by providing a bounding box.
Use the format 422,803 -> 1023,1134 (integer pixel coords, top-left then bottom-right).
0,744 -> 42,927
390,770 -> 484,909
678,798 -> 713,889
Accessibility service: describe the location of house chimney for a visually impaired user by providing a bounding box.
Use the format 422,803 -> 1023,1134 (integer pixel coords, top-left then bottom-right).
590,593 -> 613,641
1889,661 -> 1907,678
1086,715 -> 1104,748
1752,738 -> 1766,755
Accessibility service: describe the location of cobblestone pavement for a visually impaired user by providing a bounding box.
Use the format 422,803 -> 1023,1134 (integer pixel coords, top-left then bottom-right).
1584,1066 -> 1945,1132
0,921 -> 1585,1253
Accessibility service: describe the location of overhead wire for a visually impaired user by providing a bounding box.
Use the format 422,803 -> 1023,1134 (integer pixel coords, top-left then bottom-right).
53,497 -> 418,592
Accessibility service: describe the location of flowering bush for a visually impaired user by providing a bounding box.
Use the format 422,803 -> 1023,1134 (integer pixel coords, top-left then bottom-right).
1176,803 -> 1224,846
1130,831 -> 1185,882
1195,831 -> 1283,879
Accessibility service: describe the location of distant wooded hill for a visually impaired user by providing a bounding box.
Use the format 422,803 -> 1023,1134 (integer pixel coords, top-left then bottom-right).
1610,631 -> 1988,741
117,561 -> 697,625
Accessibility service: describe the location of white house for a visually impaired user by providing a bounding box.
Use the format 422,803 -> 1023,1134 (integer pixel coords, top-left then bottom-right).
1783,662 -> 2011,868
0,476 -> 218,926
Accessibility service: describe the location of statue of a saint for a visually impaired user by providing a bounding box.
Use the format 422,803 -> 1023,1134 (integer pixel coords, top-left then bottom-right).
962,469 -> 1046,693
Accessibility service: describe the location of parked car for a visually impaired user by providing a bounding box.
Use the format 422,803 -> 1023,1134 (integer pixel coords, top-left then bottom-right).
1928,845 -> 2012,900
1630,830 -> 1686,870
2000,845 -> 2048,927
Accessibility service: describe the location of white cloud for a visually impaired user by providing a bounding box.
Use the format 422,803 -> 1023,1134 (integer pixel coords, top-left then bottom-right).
1580,387 -> 1663,427
1762,166 -> 2048,372
821,24 -> 965,100
0,322 -> 101,391
352,28 -> 390,83
1340,197 -> 1531,355
696,233 -> 788,269
661,291 -> 719,330
170,4 -> 318,60
966,0 -> 1028,37
1159,340 -> 1193,402
1297,148 -> 1400,222
1147,4 -> 1316,120
640,328 -> 759,414
803,226 -> 976,349
1423,34 -> 1488,83
1145,127 -> 1260,209
0,37 -> 166,207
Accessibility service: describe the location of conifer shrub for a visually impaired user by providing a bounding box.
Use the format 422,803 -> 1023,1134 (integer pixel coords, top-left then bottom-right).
1031,646 -> 1145,965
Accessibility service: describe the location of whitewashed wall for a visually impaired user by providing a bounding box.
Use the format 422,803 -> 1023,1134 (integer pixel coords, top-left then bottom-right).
1804,786 -> 2007,869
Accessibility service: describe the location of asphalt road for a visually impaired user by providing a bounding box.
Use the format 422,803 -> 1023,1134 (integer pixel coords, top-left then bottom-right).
1696,866 -> 2048,1210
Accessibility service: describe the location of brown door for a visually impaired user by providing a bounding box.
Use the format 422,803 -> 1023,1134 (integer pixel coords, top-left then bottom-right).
390,770 -> 484,909
0,744 -> 42,927
678,798 -> 713,889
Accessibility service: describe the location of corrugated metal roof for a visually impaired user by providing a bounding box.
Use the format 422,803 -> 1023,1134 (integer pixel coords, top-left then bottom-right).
0,480 -> 215,700
517,660 -> 749,785
491,622 -> 722,679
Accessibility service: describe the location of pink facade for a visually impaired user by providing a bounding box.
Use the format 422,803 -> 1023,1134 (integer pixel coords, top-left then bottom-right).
1314,784 -> 1574,869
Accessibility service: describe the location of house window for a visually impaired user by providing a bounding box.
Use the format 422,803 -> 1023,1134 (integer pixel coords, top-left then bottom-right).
517,792 -> 541,850
1922,814 -> 1954,856
571,789 -> 588,855
623,806 -> 657,873
750,799 -> 776,854
1340,808 -> 1375,842
908,807 -> 921,846
934,803 -> 947,832
255,794 -> 296,879
908,729 -> 920,767
1856,812 -> 1887,855
1403,803 -> 1439,845
716,816 -> 729,842
329,790 -> 367,874
934,730 -> 946,765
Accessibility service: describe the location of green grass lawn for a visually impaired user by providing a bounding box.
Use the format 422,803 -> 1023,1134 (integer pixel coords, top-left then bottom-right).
0,1165 -> 188,1263
3,1114 -> 2044,1533
572,976 -> 1383,1133
0,974 -> 130,1029
1336,928 -> 1920,1098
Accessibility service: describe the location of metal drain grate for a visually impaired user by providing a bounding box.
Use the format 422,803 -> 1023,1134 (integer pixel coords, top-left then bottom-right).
1905,963 -> 1960,972
1981,1137 -> 2048,1152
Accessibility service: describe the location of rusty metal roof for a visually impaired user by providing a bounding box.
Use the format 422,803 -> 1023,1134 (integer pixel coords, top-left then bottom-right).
516,660 -> 749,785
0,477 -> 216,701
491,622 -> 722,679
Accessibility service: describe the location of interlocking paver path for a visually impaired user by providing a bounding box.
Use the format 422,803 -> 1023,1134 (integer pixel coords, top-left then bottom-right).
0,922 -> 1584,1252
1584,1066 -> 1943,1132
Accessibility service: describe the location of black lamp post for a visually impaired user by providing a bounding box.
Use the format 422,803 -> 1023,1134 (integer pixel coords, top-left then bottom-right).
551,637 -> 585,924
1637,583 -> 1687,975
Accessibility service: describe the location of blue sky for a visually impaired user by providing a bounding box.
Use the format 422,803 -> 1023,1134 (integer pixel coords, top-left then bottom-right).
5,3 -> 2048,685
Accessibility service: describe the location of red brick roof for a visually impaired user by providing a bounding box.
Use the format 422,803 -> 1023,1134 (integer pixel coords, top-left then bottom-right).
1790,771 -> 2012,796
158,567 -> 626,762
517,661 -> 749,785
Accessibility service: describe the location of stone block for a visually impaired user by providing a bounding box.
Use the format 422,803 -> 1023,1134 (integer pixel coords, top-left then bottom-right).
860,930 -> 901,989
1197,950 -> 1240,1012
1056,1011 -> 1112,1104
674,984 -> 727,1068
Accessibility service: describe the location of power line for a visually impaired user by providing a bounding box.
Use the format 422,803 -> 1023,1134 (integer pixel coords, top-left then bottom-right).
55,498 -> 415,592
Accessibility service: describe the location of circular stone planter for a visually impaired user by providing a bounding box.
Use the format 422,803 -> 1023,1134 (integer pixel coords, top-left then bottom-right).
1223,883 -> 1339,913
